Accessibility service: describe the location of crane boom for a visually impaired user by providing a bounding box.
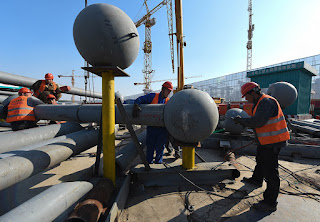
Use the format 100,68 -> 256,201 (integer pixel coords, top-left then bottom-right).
166,0 -> 175,73
135,1 -> 166,28
246,0 -> 254,71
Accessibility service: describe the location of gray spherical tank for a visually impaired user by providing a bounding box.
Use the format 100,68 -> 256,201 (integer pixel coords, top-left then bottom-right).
164,89 -> 219,143
73,3 -> 140,69
267,82 -> 297,109
223,108 -> 250,134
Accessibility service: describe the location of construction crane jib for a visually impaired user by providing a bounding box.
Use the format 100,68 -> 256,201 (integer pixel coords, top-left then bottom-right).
135,0 -> 174,94
246,0 -> 254,71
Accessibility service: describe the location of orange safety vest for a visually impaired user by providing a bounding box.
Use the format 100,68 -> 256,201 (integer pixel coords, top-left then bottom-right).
34,80 -> 57,98
151,93 -> 169,104
6,96 -> 36,122
253,94 -> 290,145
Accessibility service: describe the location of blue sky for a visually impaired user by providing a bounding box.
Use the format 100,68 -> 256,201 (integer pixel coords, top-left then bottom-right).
1,0 -> 320,99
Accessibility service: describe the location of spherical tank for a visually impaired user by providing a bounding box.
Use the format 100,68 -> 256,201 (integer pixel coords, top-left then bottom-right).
164,89 -> 219,143
73,3 -> 140,69
223,108 -> 250,134
267,82 -> 297,109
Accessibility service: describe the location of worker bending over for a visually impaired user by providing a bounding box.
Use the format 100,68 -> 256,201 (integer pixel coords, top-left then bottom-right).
31,73 -> 62,103
233,82 -> 290,212
4,87 -> 44,131
132,81 -> 173,164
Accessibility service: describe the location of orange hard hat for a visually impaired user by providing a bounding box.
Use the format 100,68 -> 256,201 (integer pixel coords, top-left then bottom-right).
47,94 -> 56,99
18,87 -> 32,94
162,81 -> 173,91
241,82 -> 260,98
45,73 -> 54,80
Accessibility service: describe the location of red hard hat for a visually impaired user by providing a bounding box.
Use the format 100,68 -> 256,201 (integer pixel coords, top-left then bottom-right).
47,94 -> 56,99
45,73 -> 54,80
162,81 -> 173,91
18,87 -> 32,94
241,82 -> 259,98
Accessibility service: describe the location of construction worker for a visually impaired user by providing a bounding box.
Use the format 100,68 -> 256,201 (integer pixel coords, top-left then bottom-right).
30,73 -> 62,103
233,82 -> 290,212
3,87 -> 44,131
132,81 -> 173,164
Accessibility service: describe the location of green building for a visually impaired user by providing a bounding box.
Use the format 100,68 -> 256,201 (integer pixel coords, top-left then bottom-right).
247,61 -> 317,115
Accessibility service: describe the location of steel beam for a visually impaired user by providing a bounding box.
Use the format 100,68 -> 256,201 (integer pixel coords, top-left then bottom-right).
0,128 -> 99,191
0,122 -> 84,154
0,71 -> 102,99
0,182 -> 93,222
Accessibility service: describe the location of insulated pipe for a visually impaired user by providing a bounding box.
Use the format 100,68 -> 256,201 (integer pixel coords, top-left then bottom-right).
34,89 -> 219,144
0,91 -> 16,96
0,128 -> 99,191
34,104 -> 165,126
0,71 -> 103,99
0,135 -> 68,159
98,130 -> 147,175
0,181 -> 93,222
0,95 -> 8,103
0,122 -> 84,154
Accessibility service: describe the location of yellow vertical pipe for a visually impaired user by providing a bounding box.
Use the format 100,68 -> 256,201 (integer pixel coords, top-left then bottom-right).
102,71 -> 115,184
182,146 -> 195,169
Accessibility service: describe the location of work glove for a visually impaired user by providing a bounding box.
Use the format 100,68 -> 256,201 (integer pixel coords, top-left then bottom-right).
232,115 -> 245,126
132,104 -> 142,118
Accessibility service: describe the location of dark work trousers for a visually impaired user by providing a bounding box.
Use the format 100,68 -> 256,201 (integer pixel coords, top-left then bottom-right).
252,144 -> 282,204
146,126 -> 168,164
11,121 -> 37,131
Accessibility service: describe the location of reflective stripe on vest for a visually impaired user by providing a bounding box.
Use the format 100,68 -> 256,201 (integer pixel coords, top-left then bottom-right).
34,80 -> 57,98
6,96 -> 36,122
151,93 -> 169,104
253,94 -> 290,145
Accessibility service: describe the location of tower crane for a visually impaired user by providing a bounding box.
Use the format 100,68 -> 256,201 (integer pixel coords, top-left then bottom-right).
58,70 -> 82,103
135,0 -> 174,94
246,0 -> 254,71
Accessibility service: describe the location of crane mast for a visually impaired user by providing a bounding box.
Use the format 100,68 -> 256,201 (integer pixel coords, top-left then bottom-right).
246,0 -> 254,71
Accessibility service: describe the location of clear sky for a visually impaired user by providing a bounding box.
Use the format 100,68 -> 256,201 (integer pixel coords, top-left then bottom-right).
1,0 -> 320,99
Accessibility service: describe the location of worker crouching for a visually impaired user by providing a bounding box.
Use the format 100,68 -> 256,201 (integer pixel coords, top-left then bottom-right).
233,82 -> 290,212
132,81 -> 173,164
4,87 -> 44,131
31,73 -> 62,103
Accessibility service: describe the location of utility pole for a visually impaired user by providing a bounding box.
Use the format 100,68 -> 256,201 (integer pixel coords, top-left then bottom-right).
175,0 -> 185,91
246,0 -> 254,71
58,70 -> 83,103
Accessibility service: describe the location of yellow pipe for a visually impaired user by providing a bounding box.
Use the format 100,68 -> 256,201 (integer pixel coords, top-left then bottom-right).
102,71 -> 115,184
181,146 -> 195,169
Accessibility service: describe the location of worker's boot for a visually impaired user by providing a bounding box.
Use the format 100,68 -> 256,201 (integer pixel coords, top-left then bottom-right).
242,177 -> 263,187
252,200 -> 277,212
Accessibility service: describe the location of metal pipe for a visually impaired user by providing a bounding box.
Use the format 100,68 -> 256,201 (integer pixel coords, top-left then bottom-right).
0,71 -> 102,99
0,122 -> 84,154
98,130 -> 147,175
0,181 -> 93,222
34,104 -> 165,126
0,128 -> 99,191
34,89 -> 219,144
0,135 -> 67,159
0,95 -> 8,103
0,91 -> 16,96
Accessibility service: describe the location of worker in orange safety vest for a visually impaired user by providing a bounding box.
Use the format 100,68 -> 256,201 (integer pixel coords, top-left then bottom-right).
30,73 -> 62,103
233,82 -> 290,212
3,87 -> 44,131
132,81 -> 173,164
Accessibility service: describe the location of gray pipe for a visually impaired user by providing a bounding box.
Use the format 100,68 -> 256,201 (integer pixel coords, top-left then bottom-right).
0,122 -> 84,154
0,71 -> 102,99
34,104 -> 165,127
0,135 -> 68,159
0,91 -> 16,96
97,130 -> 147,175
0,181 -> 93,222
0,128 -> 99,191
0,95 -> 8,104
290,119 -> 320,130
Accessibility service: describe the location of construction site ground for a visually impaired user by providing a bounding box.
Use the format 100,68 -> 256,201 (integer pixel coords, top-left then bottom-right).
0,126 -> 319,221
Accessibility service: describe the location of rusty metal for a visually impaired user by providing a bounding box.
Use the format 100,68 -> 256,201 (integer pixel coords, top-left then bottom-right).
66,178 -> 114,222
224,152 -> 241,178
